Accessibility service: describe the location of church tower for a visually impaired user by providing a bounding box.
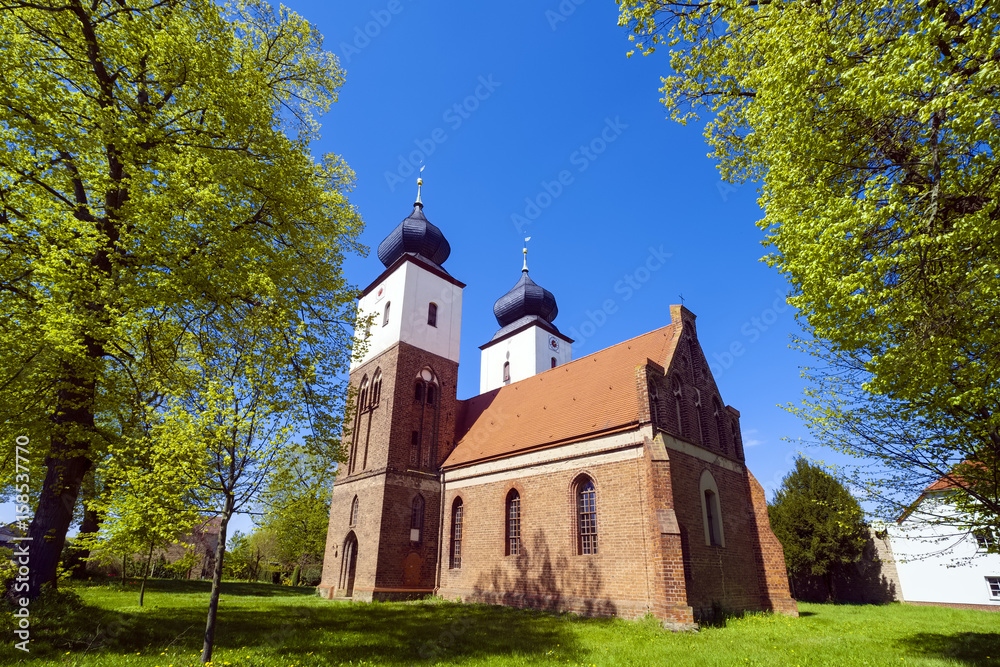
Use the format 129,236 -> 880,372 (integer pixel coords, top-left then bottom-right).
318,180 -> 464,601
480,244 -> 572,392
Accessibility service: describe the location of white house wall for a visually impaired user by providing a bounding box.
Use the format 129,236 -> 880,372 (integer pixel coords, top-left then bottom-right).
889,496 -> 1000,606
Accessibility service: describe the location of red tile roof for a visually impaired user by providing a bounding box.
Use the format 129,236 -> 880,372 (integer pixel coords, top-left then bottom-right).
445,322 -> 681,468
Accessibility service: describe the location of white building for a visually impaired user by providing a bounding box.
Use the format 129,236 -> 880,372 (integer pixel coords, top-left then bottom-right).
887,477 -> 1000,609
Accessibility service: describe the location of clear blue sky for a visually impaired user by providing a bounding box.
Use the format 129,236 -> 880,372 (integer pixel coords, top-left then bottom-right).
275,0 -> 825,505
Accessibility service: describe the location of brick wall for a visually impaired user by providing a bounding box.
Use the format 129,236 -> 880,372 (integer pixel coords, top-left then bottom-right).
318,340 -> 459,600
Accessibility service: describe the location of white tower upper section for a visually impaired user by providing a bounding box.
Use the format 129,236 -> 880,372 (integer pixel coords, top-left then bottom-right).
350,179 -> 464,370
480,325 -> 571,393
352,259 -> 464,370
479,242 -> 571,393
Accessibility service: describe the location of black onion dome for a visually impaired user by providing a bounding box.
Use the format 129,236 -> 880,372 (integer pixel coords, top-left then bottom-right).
493,270 -> 559,328
377,204 -> 451,267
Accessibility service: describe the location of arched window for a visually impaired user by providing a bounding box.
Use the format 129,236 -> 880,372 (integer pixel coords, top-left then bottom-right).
410,495 -> 425,544
414,381 -> 423,402
576,476 -> 597,555
450,498 -> 464,569
349,496 -> 359,527
383,301 -> 391,326
426,384 -> 435,405
427,302 -> 438,327
506,489 -> 521,556
370,369 -> 382,408
699,470 -> 725,547
551,357 -> 557,369
671,376 -> 684,436
713,398 -> 728,454
358,376 -> 369,413
503,361 -> 510,383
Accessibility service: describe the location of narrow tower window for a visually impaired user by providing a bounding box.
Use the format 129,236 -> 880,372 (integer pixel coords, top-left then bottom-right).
705,490 -> 721,546
410,495 -> 425,543
349,496 -> 359,527
370,370 -> 382,408
383,301 -> 391,326
503,361 -> 510,383
427,302 -> 438,327
672,377 -> 684,436
551,357 -> 557,369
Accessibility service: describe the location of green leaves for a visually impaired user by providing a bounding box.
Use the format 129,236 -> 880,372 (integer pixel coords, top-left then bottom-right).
619,0 -> 1000,529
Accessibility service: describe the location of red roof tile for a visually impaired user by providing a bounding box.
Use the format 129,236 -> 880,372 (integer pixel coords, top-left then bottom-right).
445,323 -> 680,468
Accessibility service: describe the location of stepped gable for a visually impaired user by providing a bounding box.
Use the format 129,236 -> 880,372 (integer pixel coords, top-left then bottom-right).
447,323 -> 679,467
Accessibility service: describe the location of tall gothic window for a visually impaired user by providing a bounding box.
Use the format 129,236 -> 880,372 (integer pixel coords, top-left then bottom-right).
694,388 -> 706,446
410,495 -> 425,544
349,496 -> 359,527
576,476 -> 597,555
506,489 -> 521,556
704,490 -> 721,546
370,369 -> 382,408
450,498 -> 464,569
427,302 -> 438,327
358,376 -> 369,414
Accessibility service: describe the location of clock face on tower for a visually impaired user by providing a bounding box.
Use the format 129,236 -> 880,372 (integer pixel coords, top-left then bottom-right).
548,336 -> 559,351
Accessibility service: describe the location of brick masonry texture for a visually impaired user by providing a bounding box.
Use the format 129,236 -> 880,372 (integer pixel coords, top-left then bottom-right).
318,306 -> 797,627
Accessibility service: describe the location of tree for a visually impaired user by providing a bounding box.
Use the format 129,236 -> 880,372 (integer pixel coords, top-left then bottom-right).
617,0 -> 1000,523
164,302 -> 347,663
0,0 -> 362,600
768,458 -> 869,599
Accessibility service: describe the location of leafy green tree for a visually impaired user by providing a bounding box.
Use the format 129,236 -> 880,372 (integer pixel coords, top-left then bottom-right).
768,458 -> 869,599
0,0 -> 362,601
617,0 -> 1000,524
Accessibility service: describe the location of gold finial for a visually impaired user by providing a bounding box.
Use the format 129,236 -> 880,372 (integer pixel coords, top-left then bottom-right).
522,236 -> 531,272
415,176 -> 423,206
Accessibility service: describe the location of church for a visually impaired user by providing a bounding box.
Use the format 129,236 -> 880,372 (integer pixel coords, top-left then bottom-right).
317,182 -> 798,628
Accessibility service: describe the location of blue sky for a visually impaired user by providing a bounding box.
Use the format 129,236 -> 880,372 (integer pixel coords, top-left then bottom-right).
278,0 -> 822,505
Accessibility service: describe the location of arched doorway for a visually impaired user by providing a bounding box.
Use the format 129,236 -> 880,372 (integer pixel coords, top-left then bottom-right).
342,532 -> 358,597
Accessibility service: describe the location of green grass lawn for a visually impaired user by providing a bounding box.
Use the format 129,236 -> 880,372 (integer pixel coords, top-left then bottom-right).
2,579 -> 998,666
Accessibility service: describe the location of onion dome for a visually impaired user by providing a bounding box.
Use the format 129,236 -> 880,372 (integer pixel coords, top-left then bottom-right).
493,243 -> 559,329
376,178 -> 451,268
493,270 -> 559,327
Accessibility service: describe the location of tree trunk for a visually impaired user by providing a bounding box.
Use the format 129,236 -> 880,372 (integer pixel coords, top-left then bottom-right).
121,553 -> 127,585
26,361 -> 97,599
139,542 -> 154,606
66,472 -> 102,578
202,500 -> 233,664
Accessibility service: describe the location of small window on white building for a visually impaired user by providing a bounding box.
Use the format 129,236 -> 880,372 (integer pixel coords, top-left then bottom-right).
987,577 -> 1000,599
383,301 -> 391,326
975,530 -> 996,553
551,357 -> 557,369
503,361 -> 510,383
427,302 -> 438,327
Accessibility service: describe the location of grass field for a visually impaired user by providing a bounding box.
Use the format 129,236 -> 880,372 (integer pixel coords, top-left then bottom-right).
2,579 -> 998,666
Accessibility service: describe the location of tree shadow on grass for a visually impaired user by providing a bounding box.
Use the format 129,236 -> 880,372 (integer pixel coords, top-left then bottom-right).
900,632 -> 1000,666
36,587 -> 593,665
74,578 -> 312,597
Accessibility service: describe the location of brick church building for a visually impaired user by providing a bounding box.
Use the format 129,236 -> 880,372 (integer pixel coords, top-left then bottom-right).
317,184 -> 797,627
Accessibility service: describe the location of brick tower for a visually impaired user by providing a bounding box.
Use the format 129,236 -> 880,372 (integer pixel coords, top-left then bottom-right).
317,180 -> 464,601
